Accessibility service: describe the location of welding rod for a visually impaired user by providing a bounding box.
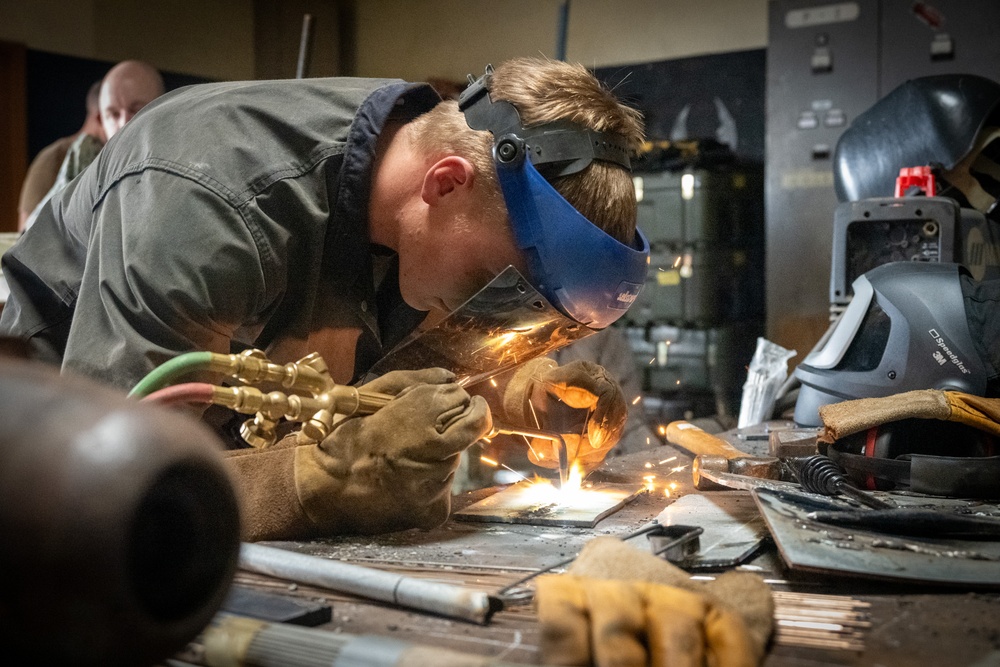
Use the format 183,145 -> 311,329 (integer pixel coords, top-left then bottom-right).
203,614 -> 537,667
238,544 -> 500,624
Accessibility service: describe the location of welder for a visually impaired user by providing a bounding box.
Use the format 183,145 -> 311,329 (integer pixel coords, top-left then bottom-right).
0,57 -> 649,540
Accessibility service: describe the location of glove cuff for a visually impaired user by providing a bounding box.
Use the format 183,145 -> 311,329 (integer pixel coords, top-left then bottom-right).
502,357 -> 558,425
294,444 -> 350,534
819,389 -> 950,442
223,445 -> 320,541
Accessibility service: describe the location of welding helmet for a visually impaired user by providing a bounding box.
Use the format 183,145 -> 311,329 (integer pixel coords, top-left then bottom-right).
834,74 -> 1000,219
794,262 -> 990,426
457,66 -> 650,331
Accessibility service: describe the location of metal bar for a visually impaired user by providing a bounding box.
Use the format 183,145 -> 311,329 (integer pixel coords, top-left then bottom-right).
239,544 -> 498,624
296,13 -> 314,79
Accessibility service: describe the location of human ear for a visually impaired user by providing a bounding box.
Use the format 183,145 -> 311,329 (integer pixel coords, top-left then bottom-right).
420,156 -> 475,205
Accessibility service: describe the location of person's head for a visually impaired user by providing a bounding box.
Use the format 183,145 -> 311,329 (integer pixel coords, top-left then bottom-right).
81,80 -> 106,142
397,57 -> 645,319
99,60 -> 164,140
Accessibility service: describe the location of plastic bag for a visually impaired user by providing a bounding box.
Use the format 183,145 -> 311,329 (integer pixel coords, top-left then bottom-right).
738,337 -> 796,428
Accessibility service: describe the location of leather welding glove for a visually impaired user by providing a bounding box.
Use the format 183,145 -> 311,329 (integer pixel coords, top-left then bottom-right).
502,357 -> 627,473
537,576 -> 757,667
819,389 -> 1000,443
535,537 -> 773,667
226,368 -> 491,541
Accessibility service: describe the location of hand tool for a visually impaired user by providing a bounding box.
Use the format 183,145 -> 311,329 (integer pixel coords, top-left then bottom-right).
135,348 -> 571,485
795,455 -> 894,510
541,398 -> 587,488
666,420 -> 783,489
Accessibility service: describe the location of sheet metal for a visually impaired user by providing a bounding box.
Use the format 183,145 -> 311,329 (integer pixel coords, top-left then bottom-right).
654,492 -> 769,568
454,482 -> 645,528
753,488 -> 1000,588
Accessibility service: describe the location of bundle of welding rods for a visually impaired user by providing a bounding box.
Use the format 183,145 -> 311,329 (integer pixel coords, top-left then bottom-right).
772,591 -> 871,652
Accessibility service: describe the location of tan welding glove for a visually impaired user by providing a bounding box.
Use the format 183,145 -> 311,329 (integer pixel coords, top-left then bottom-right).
503,357 -> 627,473
536,537 -> 773,667
226,368 -> 491,541
819,389 -> 1000,443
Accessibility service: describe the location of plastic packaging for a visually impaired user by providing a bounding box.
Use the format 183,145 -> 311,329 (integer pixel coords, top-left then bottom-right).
738,338 -> 796,428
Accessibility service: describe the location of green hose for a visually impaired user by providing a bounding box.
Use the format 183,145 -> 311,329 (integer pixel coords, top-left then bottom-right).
128,351 -> 217,398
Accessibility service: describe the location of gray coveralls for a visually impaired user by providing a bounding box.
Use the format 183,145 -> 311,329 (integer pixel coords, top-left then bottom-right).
1,77 -> 437,392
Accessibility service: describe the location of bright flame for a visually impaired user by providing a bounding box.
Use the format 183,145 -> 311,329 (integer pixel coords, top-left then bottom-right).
516,461 -> 595,505
643,474 -> 656,492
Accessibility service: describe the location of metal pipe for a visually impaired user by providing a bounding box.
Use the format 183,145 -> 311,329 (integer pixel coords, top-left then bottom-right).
203,615 -> 535,667
238,544 -> 500,624
296,13 -> 314,79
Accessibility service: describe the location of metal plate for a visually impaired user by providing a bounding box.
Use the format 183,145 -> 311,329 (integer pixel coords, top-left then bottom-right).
654,492 -> 769,568
454,482 -> 645,528
753,488 -> 1000,588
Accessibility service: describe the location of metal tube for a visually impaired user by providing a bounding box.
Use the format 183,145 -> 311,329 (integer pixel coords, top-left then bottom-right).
238,544 -> 498,624
203,614 -> 535,667
296,14 -> 314,79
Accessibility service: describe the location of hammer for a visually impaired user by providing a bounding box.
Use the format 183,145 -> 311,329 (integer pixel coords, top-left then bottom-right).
665,420 -> 782,490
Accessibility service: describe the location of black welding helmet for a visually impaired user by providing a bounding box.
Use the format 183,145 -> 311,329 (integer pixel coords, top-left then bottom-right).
834,74 -> 1000,218
794,262 -> 989,426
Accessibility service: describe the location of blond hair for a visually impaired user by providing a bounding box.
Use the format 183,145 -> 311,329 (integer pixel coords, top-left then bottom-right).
408,57 -> 644,244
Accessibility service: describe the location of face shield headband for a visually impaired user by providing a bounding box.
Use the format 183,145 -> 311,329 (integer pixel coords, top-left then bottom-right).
457,66 -> 650,330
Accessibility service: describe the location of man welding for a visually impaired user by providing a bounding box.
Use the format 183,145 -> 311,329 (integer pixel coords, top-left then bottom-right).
0,57 -> 648,540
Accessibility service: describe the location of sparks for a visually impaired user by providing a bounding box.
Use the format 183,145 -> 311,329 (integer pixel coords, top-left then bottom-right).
658,456 -> 677,465
500,463 -> 532,483
644,462 -> 653,469
673,256 -> 682,268
658,425 -> 667,436
528,399 -> 541,428
663,487 -> 672,498
670,465 -> 688,474
490,378 -> 498,387
648,357 -> 655,365
668,482 -> 679,491
480,456 -> 499,467
631,395 -> 642,405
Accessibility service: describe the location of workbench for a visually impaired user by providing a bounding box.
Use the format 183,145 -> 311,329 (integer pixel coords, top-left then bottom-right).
220,444 -> 1000,666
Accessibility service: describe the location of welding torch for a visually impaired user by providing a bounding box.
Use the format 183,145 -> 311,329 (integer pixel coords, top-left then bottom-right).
133,349 -> 571,487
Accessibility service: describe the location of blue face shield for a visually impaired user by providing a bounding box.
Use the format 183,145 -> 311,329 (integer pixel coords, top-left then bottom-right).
458,67 -> 649,330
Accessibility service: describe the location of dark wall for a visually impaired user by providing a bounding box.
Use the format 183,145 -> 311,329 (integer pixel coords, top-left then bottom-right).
26,50 -> 210,160
595,49 -> 766,163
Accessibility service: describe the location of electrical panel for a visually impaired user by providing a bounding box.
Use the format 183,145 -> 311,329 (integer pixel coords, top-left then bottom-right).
766,0 -> 1000,355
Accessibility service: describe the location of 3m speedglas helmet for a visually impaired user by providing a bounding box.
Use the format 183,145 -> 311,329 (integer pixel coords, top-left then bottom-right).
458,66 -> 650,330
834,74 -> 1000,218
794,262 -> 990,426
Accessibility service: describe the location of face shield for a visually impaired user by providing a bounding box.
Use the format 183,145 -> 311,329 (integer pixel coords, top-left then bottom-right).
366,66 -> 649,386
457,66 -> 649,331
366,266 -> 593,386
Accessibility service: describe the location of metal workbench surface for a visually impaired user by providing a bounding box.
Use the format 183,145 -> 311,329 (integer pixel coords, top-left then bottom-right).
231,444 -> 1000,667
